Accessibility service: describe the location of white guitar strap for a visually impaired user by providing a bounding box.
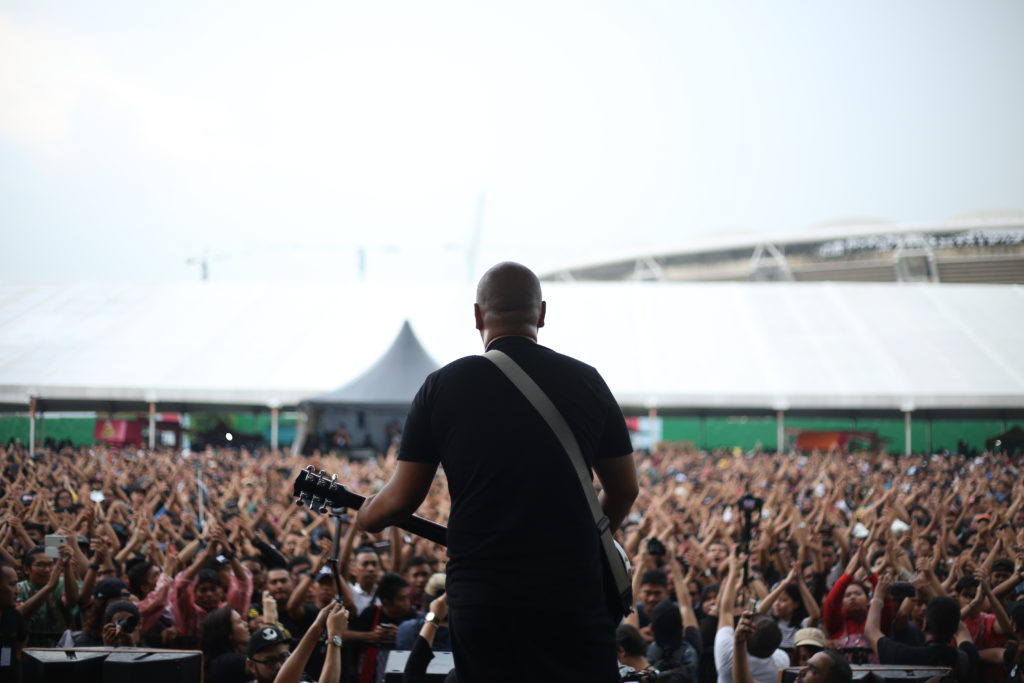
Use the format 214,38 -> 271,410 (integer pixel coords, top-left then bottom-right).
482,349 -> 632,612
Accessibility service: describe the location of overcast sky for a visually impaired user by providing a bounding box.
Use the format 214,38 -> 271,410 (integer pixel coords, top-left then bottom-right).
1,0 -> 1022,284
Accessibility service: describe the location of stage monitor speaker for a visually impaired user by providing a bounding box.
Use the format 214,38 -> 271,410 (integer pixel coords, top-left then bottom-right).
23,648 -> 108,683
103,649 -> 203,683
384,649 -> 455,682
23,648 -> 202,683
781,665 -> 951,683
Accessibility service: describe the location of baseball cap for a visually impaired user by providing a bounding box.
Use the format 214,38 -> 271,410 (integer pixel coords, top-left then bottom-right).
794,627 -> 827,649
314,567 -> 334,584
974,513 -> 992,523
94,578 -> 130,601
248,625 -> 288,658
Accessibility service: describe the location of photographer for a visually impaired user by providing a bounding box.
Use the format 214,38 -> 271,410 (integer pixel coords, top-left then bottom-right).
99,599 -> 142,647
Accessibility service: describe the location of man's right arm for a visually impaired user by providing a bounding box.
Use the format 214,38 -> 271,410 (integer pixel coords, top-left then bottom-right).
593,453 -> 638,532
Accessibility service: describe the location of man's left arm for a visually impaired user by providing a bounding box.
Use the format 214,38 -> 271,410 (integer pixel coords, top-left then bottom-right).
358,461 -> 439,533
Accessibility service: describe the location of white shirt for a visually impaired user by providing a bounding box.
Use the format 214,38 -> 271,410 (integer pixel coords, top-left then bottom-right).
349,582 -> 379,614
714,626 -> 790,683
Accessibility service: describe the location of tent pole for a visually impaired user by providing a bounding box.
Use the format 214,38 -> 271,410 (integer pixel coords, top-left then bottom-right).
904,410 -> 912,456
149,402 -> 156,450
271,407 -> 279,452
291,410 -> 308,456
28,397 -> 36,456
776,410 -> 785,454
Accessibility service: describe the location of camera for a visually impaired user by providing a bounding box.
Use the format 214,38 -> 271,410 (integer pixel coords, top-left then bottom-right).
116,614 -> 139,634
646,538 -> 666,557
738,494 -> 763,514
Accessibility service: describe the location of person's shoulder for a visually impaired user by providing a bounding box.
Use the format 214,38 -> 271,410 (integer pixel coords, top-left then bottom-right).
713,625 -> 734,650
429,354 -> 490,380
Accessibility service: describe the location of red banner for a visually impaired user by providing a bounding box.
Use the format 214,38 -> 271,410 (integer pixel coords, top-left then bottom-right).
93,419 -> 143,446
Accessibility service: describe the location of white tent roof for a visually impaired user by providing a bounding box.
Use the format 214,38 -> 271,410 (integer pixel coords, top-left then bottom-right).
0,281 -> 1021,414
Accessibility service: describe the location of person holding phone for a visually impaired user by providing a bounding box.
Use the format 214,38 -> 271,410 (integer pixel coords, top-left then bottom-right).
16,544 -> 79,646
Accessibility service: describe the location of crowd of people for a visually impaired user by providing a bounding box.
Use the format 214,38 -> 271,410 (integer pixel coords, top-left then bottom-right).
0,440 -> 1022,683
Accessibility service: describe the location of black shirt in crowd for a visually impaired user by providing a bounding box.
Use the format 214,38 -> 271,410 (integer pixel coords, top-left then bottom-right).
877,637 -> 978,683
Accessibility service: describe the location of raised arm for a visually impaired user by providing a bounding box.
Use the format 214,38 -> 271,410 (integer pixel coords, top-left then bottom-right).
731,612 -> 757,683
17,554 -> 63,619
718,551 -> 742,631
358,461 -> 438,533
273,602 -> 334,683
978,573 -> 1013,636
318,603 -> 349,683
758,565 -> 797,615
667,551 -> 699,630
864,570 -> 891,654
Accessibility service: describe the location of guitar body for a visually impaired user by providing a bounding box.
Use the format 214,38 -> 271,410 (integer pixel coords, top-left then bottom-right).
603,539 -> 633,621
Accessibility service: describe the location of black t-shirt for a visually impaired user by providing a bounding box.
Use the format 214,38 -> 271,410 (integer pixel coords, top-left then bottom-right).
399,336 -> 633,611
342,604 -> 417,683
1006,641 -> 1021,683
877,637 -> 976,682
208,652 -> 248,683
0,608 -> 26,683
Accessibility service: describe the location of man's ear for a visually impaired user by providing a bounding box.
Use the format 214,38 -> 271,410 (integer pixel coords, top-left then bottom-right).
474,303 -> 484,331
537,301 -> 546,329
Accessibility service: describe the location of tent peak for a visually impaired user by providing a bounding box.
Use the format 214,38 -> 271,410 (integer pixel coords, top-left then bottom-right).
303,321 -> 440,407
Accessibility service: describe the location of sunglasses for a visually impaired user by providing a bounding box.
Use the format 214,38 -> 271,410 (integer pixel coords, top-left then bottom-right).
251,653 -> 290,666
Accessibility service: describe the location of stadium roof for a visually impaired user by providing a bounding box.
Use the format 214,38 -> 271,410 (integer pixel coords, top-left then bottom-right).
541,211 -> 1024,284
0,281 -> 1022,417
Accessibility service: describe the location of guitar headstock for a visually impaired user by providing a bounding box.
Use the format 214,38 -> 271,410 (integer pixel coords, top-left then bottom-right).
292,465 -> 366,513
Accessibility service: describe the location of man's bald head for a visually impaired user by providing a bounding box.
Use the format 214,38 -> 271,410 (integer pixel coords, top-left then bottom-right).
474,262 -> 545,345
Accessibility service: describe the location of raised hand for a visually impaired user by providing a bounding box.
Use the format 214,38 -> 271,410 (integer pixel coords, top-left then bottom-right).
326,601 -> 350,635
428,593 -> 448,623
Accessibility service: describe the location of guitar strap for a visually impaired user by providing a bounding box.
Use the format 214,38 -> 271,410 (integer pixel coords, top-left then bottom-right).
482,349 -> 632,617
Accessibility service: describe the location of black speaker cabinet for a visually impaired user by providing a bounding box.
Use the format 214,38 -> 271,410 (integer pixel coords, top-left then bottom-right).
23,648 -> 202,683
384,649 -> 455,682
103,650 -> 202,683
23,648 -> 108,683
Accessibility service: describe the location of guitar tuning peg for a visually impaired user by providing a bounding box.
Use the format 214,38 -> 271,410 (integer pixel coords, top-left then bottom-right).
295,497 -> 306,507
318,469 -> 327,480
319,505 -> 329,514
305,464 -> 314,472
329,474 -> 338,489
308,495 -> 322,511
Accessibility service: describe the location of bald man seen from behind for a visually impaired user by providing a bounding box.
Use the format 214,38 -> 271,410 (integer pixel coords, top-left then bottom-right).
358,262 -> 639,683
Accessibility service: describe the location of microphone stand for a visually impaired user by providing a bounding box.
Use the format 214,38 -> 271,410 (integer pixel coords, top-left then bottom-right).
327,506 -> 348,602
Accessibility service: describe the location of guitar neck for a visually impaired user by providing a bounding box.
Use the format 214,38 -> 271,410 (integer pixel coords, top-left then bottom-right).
294,468 -> 448,548
344,492 -> 447,547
